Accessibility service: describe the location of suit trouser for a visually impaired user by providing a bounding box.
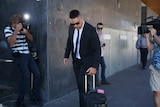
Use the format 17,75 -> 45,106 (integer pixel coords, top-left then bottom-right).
73,58 -> 90,107
14,54 -> 40,102
140,48 -> 148,67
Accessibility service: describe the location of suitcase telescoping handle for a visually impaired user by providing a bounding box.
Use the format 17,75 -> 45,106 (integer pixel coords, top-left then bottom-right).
85,74 -> 96,93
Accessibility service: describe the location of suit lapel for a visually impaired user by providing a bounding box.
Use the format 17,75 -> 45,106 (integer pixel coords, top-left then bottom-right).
69,25 -> 75,48
80,22 -> 86,43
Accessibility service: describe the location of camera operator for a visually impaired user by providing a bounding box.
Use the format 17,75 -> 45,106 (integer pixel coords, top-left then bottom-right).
145,27 -> 160,107
4,14 -> 42,107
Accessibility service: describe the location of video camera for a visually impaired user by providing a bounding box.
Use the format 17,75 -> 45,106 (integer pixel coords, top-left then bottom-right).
138,16 -> 160,35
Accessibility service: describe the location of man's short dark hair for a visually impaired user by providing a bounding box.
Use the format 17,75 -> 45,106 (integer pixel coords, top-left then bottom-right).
69,10 -> 80,19
97,22 -> 103,26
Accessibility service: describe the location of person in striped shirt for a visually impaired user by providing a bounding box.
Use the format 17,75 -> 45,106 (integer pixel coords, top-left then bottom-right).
4,14 -> 42,107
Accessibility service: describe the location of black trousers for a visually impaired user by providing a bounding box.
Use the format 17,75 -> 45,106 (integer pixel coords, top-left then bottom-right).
73,58 -> 90,107
140,48 -> 148,67
14,54 -> 40,102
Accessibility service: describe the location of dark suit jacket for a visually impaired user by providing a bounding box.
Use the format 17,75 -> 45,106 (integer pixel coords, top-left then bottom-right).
64,22 -> 101,69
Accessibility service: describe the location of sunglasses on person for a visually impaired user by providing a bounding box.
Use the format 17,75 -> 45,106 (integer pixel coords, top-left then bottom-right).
71,22 -> 80,26
98,27 -> 103,30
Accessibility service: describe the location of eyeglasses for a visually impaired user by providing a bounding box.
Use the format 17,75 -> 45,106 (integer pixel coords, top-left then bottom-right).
98,27 -> 103,30
71,22 -> 80,26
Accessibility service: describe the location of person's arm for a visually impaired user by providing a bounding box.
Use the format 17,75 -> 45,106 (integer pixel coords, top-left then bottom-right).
87,28 -> 101,76
91,29 -> 101,68
146,35 -> 154,51
153,35 -> 160,45
64,25 -> 73,65
145,29 -> 155,51
7,29 -> 19,46
7,23 -> 22,46
101,34 -> 106,47
21,28 -> 33,42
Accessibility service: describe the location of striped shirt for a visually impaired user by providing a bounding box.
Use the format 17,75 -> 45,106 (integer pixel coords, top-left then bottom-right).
4,26 -> 30,54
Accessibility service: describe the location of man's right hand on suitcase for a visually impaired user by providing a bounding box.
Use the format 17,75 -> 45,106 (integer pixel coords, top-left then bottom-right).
86,67 -> 96,76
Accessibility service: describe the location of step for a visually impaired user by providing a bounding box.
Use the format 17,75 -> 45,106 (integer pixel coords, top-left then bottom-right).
0,85 -> 14,99
0,94 -> 17,107
0,85 -> 15,107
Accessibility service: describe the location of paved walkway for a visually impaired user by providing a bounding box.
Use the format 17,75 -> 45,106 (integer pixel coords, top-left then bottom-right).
44,61 -> 155,107
2,61 -> 155,107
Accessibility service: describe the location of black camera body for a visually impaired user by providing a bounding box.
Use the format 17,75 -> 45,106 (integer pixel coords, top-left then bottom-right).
20,18 -> 30,31
20,23 -> 30,32
22,23 -> 30,30
22,23 -> 28,29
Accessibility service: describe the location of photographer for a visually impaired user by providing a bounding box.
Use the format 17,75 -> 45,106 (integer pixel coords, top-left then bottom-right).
4,14 -> 42,107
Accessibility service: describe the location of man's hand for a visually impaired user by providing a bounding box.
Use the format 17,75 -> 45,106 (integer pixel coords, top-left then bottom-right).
149,28 -> 157,36
15,23 -> 23,32
86,67 -> 96,76
64,58 -> 68,65
21,28 -> 28,34
102,43 -> 106,47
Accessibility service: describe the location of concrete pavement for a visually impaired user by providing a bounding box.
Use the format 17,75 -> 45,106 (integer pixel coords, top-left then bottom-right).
44,61 -> 155,107
1,61 -> 155,107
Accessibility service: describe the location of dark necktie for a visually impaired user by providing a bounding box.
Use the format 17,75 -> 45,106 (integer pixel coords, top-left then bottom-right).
75,30 -> 79,58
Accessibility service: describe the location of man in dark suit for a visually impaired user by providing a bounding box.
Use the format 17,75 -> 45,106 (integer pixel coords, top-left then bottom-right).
64,10 -> 101,107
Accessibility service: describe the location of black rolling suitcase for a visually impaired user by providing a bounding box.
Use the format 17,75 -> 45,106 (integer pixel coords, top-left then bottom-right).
82,74 -> 108,107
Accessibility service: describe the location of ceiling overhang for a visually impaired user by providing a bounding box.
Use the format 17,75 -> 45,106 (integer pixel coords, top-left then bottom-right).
141,0 -> 160,15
